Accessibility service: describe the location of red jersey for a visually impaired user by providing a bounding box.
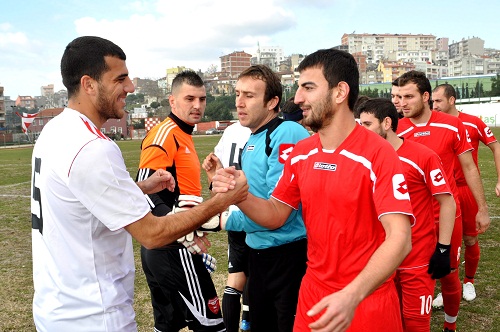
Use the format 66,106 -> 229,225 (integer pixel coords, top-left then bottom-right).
454,111 -> 497,186
397,139 -> 452,269
272,125 -> 414,291
397,110 -> 471,219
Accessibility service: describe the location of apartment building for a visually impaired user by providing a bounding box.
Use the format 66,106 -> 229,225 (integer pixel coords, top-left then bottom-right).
220,51 -> 252,78
341,33 -> 436,63
449,37 -> 484,59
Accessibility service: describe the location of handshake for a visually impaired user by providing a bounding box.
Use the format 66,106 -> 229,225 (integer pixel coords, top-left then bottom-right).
170,195 -> 231,254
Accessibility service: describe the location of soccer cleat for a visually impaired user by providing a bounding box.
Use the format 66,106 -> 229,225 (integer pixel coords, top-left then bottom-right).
463,282 -> 476,301
442,328 -> 456,332
432,292 -> 444,308
240,319 -> 250,331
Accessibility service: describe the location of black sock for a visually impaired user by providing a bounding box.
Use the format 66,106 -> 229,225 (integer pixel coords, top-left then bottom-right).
241,283 -> 250,322
222,286 -> 242,332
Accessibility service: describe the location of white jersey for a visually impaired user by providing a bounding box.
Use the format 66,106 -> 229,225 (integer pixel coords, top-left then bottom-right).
31,108 -> 150,331
214,121 -> 251,169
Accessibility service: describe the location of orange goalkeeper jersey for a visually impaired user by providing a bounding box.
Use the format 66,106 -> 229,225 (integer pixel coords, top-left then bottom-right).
137,113 -> 201,208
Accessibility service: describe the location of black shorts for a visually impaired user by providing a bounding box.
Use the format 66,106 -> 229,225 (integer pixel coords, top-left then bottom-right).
227,230 -> 249,275
141,246 -> 225,332
248,238 -> 307,332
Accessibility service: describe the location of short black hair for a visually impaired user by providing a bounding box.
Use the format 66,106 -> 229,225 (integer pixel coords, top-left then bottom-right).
171,70 -> 204,95
297,48 -> 359,111
355,98 -> 399,132
61,36 -> 126,98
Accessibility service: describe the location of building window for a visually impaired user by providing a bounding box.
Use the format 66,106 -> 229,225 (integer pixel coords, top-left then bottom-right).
39,119 -> 43,126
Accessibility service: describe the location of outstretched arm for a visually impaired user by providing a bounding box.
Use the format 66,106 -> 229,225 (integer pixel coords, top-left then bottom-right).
213,167 -> 293,229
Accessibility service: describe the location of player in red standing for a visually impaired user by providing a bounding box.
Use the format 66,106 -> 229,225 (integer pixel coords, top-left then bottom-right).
397,71 -> 490,332
356,97 -> 455,332
432,83 -> 500,301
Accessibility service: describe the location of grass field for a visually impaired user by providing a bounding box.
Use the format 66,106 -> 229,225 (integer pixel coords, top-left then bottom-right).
0,132 -> 499,331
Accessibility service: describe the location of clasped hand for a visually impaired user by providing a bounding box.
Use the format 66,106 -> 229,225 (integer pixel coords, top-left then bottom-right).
212,167 -> 245,193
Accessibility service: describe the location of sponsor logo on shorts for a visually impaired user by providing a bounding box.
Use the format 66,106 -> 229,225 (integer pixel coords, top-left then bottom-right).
208,297 -> 221,314
414,131 -> 430,137
313,162 -> 337,171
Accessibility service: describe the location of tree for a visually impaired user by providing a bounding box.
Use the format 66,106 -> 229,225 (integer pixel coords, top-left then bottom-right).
490,74 -> 500,97
150,101 -> 160,109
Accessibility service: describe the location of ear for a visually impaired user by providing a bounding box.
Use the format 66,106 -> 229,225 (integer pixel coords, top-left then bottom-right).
449,96 -> 456,105
422,91 -> 430,103
266,96 -> 279,111
168,94 -> 175,108
81,75 -> 97,96
383,117 -> 392,131
335,81 -> 350,104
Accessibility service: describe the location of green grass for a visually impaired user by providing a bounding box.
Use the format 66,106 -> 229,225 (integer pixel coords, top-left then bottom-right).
1,132 -> 500,331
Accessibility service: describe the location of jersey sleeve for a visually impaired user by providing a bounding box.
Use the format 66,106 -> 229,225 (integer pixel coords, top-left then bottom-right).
372,143 -> 414,223
455,119 -> 474,156
476,118 -> 497,145
69,140 -> 150,231
424,151 -> 452,196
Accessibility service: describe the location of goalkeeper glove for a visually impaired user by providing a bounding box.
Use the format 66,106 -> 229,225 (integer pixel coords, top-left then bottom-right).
427,242 -> 451,279
202,253 -> 217,273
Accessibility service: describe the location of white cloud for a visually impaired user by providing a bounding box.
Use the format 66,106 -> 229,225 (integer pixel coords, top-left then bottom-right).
73,0 -> 297,78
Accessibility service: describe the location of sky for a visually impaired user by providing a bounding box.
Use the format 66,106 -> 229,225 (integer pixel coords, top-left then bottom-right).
1,0 -> 499,98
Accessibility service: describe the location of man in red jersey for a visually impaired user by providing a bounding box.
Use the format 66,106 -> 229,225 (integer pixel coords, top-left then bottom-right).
433,83 -> 500,301
396,71 -> 490,332
213,49 -> 414,332
356,98 -> 455,332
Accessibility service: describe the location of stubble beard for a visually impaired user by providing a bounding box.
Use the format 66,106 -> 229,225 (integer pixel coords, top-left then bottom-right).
303,90 -> 333,132
97,83 -> 123,121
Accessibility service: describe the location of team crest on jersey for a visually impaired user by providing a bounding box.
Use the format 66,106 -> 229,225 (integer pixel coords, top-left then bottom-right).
246,145 -> 255,151
430,169 -> 446,186
414,131 -> 430,137
279,144 -> 295,164
208,297 -> 221,314
392,174 -> 410,200
313,162 -> 337,171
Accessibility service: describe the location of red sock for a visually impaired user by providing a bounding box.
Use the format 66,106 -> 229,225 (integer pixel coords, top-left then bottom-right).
464,241 -> 480,283
444,321 -> 457,331
441,270 -> 461,318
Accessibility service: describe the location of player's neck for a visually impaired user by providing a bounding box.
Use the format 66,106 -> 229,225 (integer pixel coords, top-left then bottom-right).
409,106 -> 432,125
387,132 -> 403,151
318,110 -> 357,150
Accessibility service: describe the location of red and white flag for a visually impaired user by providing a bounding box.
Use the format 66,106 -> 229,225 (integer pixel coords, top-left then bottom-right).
16,112 -> 39,134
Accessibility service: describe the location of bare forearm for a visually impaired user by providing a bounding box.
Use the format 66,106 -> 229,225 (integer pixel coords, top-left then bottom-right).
464,167 -> 488,211
342,216 -> 411,303
436,195 -> 455,245
236,194 -> 288,229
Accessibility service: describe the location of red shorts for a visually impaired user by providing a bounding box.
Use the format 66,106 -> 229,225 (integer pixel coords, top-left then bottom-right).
395,266 -> 436,331
294,274 -> 402,332
457,185 -> 479,237
435,214 -> 462,270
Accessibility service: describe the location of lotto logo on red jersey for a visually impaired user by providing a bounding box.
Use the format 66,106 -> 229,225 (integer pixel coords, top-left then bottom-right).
485,126 -> 494,138
208,296 -> 221,314
430,169 -> 446,186
279,144 -> 295,164
392,174 -> 410,200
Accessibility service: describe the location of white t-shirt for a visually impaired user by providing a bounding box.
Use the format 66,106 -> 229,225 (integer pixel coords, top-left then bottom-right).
31,108 -> 150,331
214,121 -> 251,169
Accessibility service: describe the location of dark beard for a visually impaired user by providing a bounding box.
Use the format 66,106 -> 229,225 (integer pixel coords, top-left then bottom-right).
303,90 -> 333,132
97,83 -> 122,120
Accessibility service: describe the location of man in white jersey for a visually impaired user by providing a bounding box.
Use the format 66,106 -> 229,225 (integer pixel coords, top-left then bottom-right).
203,121 -> 252,332
30,36 -> 248,332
